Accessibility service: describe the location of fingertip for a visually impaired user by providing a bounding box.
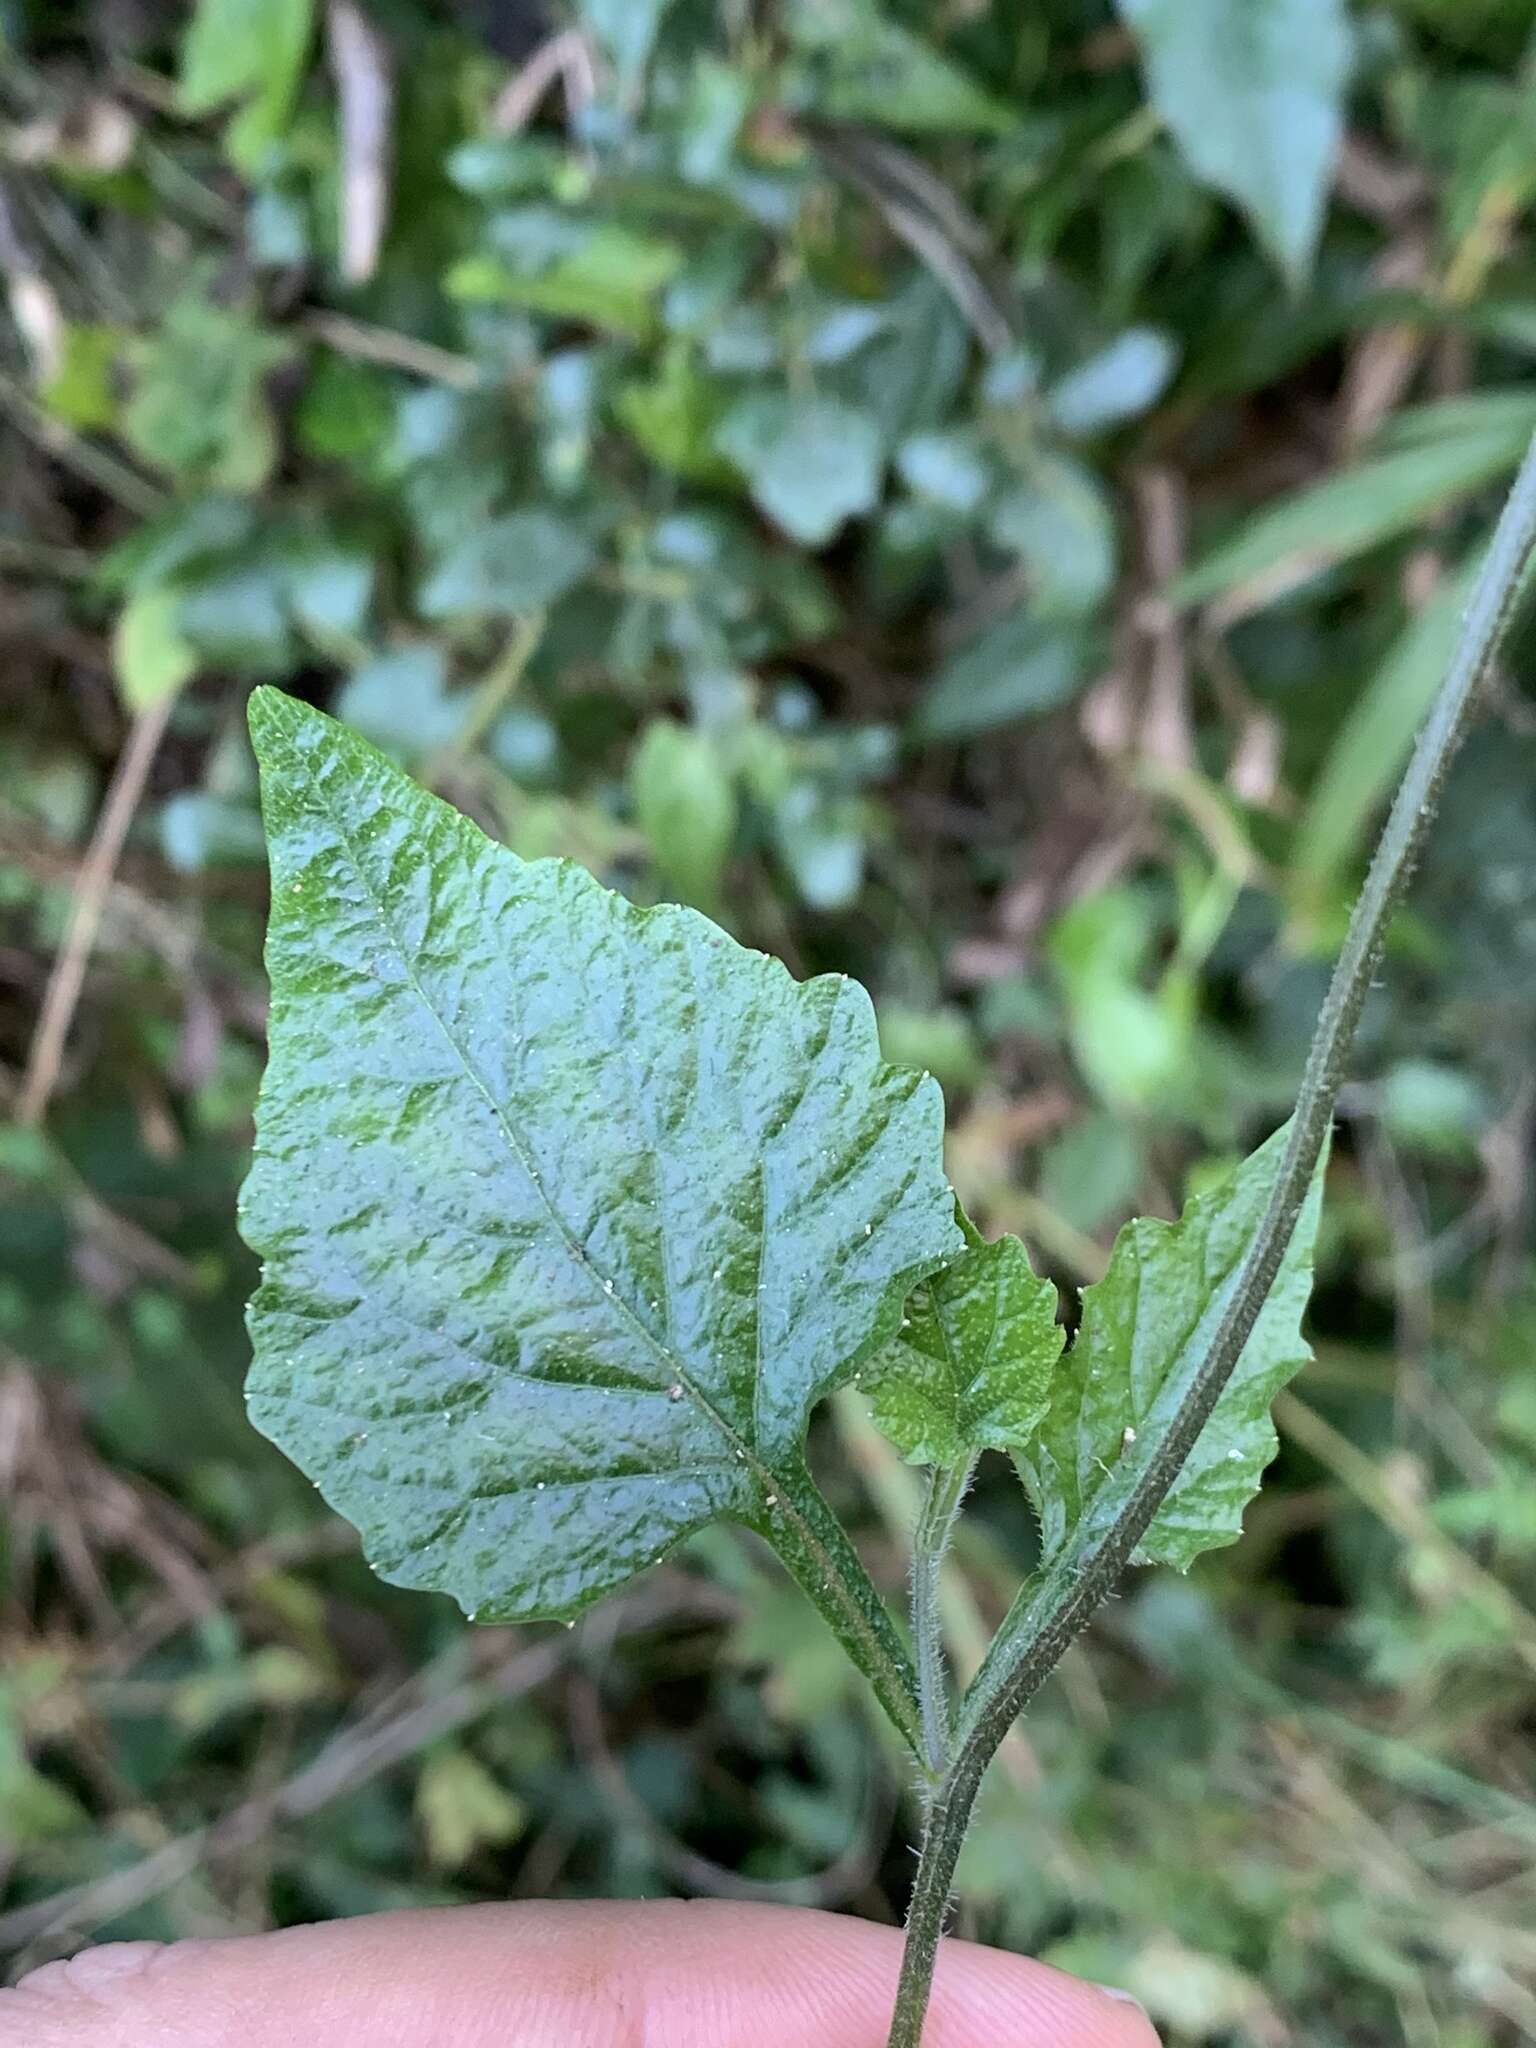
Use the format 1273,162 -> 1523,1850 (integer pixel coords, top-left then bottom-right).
924,1933 -> 1160,2047
1,1942 -> 171,2045
0,1903 -> 1161,2048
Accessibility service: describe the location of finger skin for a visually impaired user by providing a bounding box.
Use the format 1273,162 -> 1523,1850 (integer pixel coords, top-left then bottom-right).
1,1900 -> 1157,2047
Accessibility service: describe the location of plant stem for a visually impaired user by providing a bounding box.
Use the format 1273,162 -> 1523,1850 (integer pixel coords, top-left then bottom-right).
912,1460 -> 973,1777
885,428 -> 1536,2048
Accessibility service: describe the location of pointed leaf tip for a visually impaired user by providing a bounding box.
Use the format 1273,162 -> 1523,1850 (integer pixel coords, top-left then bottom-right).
247,684 -> 306,753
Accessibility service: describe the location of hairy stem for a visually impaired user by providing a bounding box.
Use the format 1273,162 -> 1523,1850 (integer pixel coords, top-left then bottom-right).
912,1461 -> 973,1777
886,429 -> 1536,2048
775,1460 -> 930,1768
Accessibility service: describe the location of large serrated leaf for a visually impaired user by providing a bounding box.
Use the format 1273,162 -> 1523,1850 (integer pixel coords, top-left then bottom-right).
1016,1124 -> 1326,1571
242,691 -> 962,1748
866,1221 -> 1064,1468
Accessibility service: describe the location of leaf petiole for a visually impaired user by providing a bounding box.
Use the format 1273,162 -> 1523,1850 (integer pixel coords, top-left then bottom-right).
911,1458 -> 973,1779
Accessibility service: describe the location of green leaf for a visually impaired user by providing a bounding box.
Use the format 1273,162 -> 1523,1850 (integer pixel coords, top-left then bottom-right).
123,295 -> 294,490
630,719 -> 737,908
1047,328 -> 1178,438
242,693 -> 962,1749
877,1005 -> 982,1092
448,226 -> 683,339
0,1673 -> 86,1846
986,454 -> 1118,620
578,0 -> 673,90
41,323 -> 121,432
1016,1123 -> 1327,1571
179,0 -> 314,171
113,587 -> 196,713
418,511 -> 595,621
716,395 -> 884,546
1170,423 -> 1534,614
416,1747 -> 526,1870
679,54 -> 753,183
616,351 -> 731,481
1292,558 -> 1480,903
177,562 -> 294,676
915,612 -> 1092,741
284,546 -> 374,646
1117,0 -> 1351,287
866,1221 -> 1064,1468
793,0 -> 1013,135
160,790 -> 267,873
1039,1113 -> 1144,1237
335,645 -> 469,763
1049,888 -> 1195,1114
896,430 -> 992,513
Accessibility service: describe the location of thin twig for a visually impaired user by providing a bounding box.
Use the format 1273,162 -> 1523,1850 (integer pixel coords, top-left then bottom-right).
1131,465 -> 1193,770
489,28 -> 598,136
0,534 -> 98,581
0,367 -> 166,518
300,308 -> 480,388
327,0 -> 394,285
17,694 -> 176,1128
808,122 -> 1015,357
425,611 -> 544,788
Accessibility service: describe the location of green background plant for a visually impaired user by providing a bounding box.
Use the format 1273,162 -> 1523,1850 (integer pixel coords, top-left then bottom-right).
5,3 -> 1536,2042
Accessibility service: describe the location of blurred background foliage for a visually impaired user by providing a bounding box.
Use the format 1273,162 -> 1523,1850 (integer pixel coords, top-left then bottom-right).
3,2 -> 1536,2042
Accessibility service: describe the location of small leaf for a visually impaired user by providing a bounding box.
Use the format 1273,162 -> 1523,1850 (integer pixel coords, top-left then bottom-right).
448,226 -> 682,338
123,295 -> 294,489
42,323 -> 120,432
793,0 -> 1013,135
630,719 -> 737,907
1039,1113 -> 1144,1237
679,54 -> 753,184
0,1678 -> 85,1845
1117,0 -> 1351,287
578,0 -> 673,89
243,693 -> 962,1746
915,613 -> 1092,741
1049,888 -> 1194,1113
113,587 -> 196,712
335,645 -> 468,763
896,430 -> 992,513
177,563 -> 294,676
1047,328 -> 1178,437
616,351 -> 730,481
716,395 -> 883,546
1016,1122 -> 1327,1572
160,791 -> 267,873
418,511 -> 594,621
866,1221 -> 1064,1467
416,1747 -> 526,1870
179,0 -> 314,171
986,454 -> 1117,620
284,547 -> 374,645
